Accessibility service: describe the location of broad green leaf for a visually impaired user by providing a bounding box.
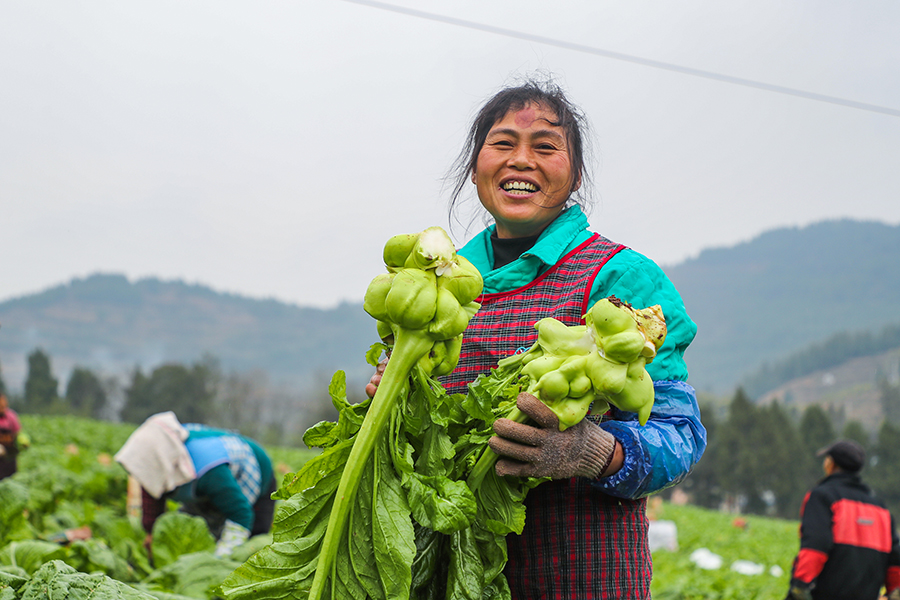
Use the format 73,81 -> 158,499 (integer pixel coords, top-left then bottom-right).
0,567 -> 28,594
446,528 -> 484,600
371,438 -> 415,600
472,524 -> 509,587
0,480 -> 30,546
409,525 -> 452,600
142,552 -> 238,599
349,452 -> 383,600
333,525 -> 367,600
19,560 -> 155,600
218,540 -> 318,600
274,439 -> 352,501
475,471 -> 527,536
365,343 -> 389,368
228,534 -> 273,564
405,474 -> 476,534
65,539 -> 137,582
150,513 -> 215,569
0,541 -> 66,576
301,421 -> 339,449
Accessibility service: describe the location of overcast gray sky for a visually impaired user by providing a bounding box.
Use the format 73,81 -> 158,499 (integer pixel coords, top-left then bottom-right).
2,0 -> 899,309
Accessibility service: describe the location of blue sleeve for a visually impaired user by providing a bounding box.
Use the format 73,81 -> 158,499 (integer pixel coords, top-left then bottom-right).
591,380 -> 707,498
583,247 -> 705,497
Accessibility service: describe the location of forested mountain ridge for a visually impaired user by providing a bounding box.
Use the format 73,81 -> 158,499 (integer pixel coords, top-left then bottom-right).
665,218 -> 900,393
1,218 -> 899,397
0,274 -> 376,393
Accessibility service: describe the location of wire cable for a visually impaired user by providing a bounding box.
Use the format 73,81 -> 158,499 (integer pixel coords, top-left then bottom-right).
341,0 -> 900,118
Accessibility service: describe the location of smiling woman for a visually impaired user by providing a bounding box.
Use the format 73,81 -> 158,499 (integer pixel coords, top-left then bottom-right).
435,77 -> 706,599
472,103 -> 579,238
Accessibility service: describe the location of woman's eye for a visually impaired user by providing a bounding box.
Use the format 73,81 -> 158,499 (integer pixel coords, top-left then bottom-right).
492,140 -> 514,147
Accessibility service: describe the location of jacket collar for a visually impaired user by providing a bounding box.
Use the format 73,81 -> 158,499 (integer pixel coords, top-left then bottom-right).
461,205 -> 589,275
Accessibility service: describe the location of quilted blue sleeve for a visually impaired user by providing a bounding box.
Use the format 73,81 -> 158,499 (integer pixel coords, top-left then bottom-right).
591,380 -> 707,498
586,248 -> 705,497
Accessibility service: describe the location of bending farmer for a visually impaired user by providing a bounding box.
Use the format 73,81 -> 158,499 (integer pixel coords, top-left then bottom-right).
115,411 -> 277,558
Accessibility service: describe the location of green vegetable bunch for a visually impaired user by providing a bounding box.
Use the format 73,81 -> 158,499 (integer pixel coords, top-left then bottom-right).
466,296 -> 667,488
216,231 -> 667,600
364,226 -> 483,378
217,227 -> 528,600
494,296 -> 666,428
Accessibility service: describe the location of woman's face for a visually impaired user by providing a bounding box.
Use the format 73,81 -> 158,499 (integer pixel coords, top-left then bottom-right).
473,103 -> 578,239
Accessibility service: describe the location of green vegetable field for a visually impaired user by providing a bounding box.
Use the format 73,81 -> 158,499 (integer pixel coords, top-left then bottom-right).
649,502 -> 797,599
1,414 -> 800,600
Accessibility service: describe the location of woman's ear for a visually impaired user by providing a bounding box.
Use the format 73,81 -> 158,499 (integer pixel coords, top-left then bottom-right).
571,171 -> 582,194
470,169 -> 477,184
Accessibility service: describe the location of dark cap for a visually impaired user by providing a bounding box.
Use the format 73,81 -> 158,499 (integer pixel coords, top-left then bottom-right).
817,439 -> 866,472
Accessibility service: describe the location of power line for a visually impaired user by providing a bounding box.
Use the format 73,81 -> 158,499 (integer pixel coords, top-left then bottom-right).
342,0 -> 900,118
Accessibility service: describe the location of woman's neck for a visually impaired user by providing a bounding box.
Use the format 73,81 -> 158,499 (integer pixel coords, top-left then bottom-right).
490,230 -> 540,269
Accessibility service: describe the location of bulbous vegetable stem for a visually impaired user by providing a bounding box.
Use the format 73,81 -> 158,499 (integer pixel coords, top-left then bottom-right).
307,328 -> 434,600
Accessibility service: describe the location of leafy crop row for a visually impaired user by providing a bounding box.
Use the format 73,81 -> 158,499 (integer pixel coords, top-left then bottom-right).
1,414 -> 803,600
0,415 -> 314,600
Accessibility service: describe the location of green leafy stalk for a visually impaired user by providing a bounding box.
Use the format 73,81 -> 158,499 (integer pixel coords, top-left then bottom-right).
304,226 -> 483,599
306,328 -> 433,600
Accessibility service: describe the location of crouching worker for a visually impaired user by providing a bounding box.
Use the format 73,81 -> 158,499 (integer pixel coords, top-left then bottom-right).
115,411 -> 277,559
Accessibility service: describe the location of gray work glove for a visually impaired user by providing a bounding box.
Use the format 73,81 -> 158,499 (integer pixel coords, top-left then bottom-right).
489,393 -> 617,479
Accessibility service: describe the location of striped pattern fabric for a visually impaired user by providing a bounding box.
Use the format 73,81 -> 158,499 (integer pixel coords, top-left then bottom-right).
443,234 -> 652,599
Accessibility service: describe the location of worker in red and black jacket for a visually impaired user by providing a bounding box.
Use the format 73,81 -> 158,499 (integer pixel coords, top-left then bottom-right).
787,439 -> 900,600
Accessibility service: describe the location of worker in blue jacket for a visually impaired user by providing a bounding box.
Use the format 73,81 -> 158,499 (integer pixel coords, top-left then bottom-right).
115,411 -> 276,559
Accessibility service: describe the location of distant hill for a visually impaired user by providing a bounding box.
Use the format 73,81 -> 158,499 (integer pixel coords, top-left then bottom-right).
665,219 -> 900,394
741,323 -> 900,399
756,346 -> 900,431
1,218 -> 899,398
0,274 -> 376,393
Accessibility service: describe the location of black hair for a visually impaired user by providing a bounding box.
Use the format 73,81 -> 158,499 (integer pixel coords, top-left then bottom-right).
446,76 -> 593,233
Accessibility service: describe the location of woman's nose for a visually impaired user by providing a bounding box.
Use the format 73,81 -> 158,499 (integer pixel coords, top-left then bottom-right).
508,144 -> 535,169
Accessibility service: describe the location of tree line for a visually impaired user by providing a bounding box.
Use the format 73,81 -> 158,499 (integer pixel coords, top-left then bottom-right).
0,348 -> 351,446
675,382 -> 900,520
5,346 -> 900,520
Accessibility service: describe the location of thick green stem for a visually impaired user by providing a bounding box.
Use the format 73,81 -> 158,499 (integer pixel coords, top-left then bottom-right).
466,406 -> 529,490
307,328 -> 434,600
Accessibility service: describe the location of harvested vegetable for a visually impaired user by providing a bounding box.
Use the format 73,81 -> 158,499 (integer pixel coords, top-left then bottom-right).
217,227 -> 528,600
466,295 -> 666,489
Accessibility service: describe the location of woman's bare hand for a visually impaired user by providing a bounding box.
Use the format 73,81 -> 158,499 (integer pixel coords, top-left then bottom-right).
365,359 -> 388,398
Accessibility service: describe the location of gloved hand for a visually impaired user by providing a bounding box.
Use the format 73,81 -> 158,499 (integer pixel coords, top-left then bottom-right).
489,393 -> 617,479
785,582 -> 813,600
215,520 -> 251,558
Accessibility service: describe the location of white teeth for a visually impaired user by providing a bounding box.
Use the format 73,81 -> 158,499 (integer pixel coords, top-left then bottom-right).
502,181 -> 537,192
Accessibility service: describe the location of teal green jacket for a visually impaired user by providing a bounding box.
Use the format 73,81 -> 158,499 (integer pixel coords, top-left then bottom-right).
459,205 -> 706,498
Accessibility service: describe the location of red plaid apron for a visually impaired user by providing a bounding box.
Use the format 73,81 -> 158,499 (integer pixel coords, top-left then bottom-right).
443,233 -> 652,599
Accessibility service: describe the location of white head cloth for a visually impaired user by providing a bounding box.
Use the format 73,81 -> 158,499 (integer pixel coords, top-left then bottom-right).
114,411 -> 196,499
